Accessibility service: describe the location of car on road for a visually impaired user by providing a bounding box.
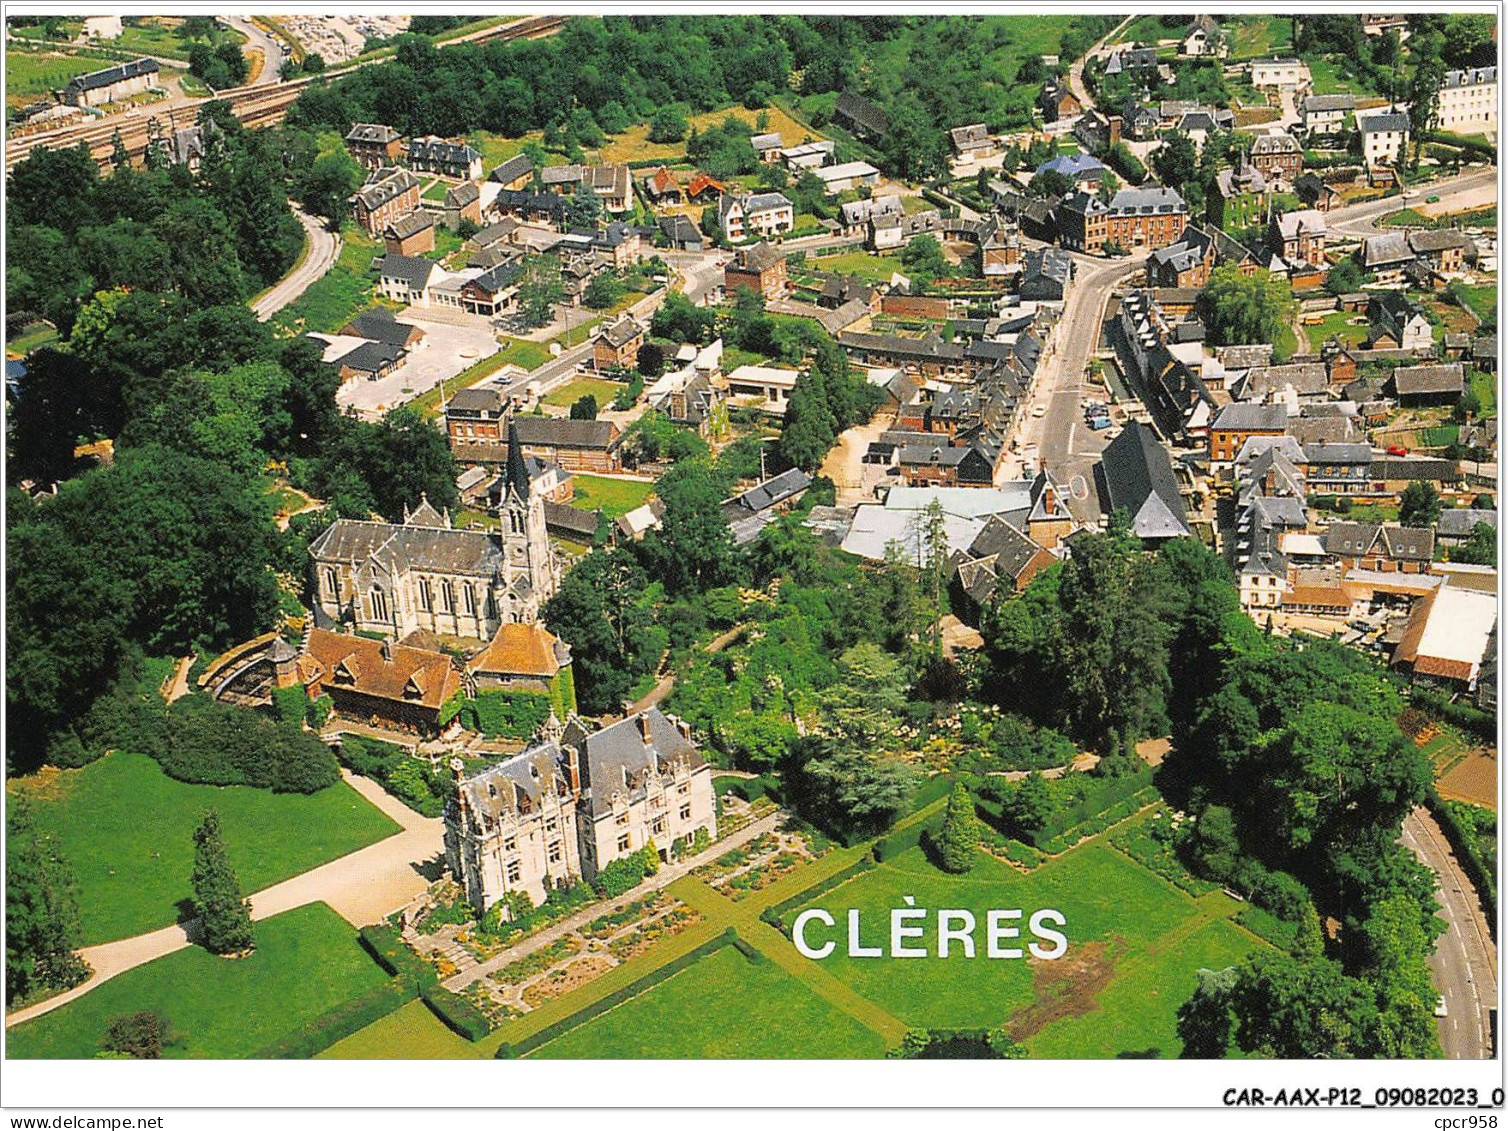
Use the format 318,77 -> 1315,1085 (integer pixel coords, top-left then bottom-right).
1031,405 -> 1047,418
1387,444 -> 1409,456
1087,415 -> 1112,431
1435,995 -> 1448,1018
1426,194 -> 1441,204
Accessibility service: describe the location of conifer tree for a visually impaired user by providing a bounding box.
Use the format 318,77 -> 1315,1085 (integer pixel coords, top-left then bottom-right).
936,782 -> 980,873
191,811 -> 254,956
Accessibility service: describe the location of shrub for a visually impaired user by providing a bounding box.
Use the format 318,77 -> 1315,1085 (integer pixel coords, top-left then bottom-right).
270,684 -> 307,725
1433,792 -> 1497,933
419,983 -> 492,1041
336,735 -> 447,816
460,690 -> 553,739
358,925 -> 436,986
306,694 -> 333,729
252,978 -> 418,1058
591,846 -> 656,898
101,1011 -> 168,1059
150,698 -> 339,794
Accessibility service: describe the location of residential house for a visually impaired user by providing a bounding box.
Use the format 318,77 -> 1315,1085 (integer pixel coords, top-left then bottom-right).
1437,66 -> 1497,133
466,621 -> 573,699
1436,508 -> 1497,546
301,629 -> 462,735
834,91 -> 890,140
489,154 -> 536,190
1104,46 -> 1158,76
59,57 -> 159,106
1250,57 -> 1311,92
950,124 -> 995,161
593,316 -> 646,372
1299,93 -> 1355,136
457,261 -> 524,318
1408,228 -> 1471,275
328,339 -> 403,384
1368,292 -> 1432,351
445,387 -> 509,445
354,167 -> 422,238
658,213 -> 704,251
1020,246 -> 1074,301
1118,100 -> 1162,140
1209,402 -> 1289,464
1083,187 -> 1189,252
1249,132 -> 1303,181
342,307 -> 425,351
721,469 -> 813,546
1232,361 -> 1329,403
813,161 -> 882,195
1294,172 -> 1342,212
1323,522 -> 1434,573
951,516 -> 1056,617
1299,441 -> 1373,496
724,240 -> 788,302
719,192 -> 795,242
1147,224 -> 1216,288
490,189 -> 570,227
1359,111 -> 1410,166
1038,80 -> 1083,123
1361,231 -> 1416,285
897,443 -> 997,487
1391,363 -> 1465,406
751,132 -> 784,163
375,254 -> 439,305
1181,15 -> 1225,57
1098,421 -> 1191,544
539,164 -> 633,213
406,136 -> 483,181
641,165 -> 683,205
443,182 -> 481,230
345,122 -> 403,169
1269,208 -> 1327,267
384,210 -> 436,257
1035,152 -> 1108,193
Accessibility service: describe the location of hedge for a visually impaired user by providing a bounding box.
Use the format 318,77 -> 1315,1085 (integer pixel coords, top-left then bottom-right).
1421,130 -> 1498,159
907,773 -> 955,814
306,694 -> 333,730
460,689 -> 552,739
713,773 -> 781,804
760,856 -> 875,935
420,982 -> 492,1042
1033,789 -> 1155,854
1410,689 -> 1496,742
251,977 -> 418,1058
873,816 -> 941,862
1429,790 -> 1497,937
1029,767 -> 1155,843
359,924 -> 437,986
271,684 -> 307,725
337,735 -> 448,817
730,933 -> 767,964
494,931 -> 736,1058
1105,142 -> 1146,185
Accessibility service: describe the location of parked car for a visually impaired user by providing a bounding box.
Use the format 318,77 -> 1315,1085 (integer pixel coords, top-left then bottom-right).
1088,415 -> 1112,431
1387,444 -> 1409,456
1031,404 -> 1046,418
1435,995 -> 1448,1018
1426,194 -> 1441,204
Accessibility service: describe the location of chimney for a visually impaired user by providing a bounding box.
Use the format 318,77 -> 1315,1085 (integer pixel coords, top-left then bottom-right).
380,637 -> 394,662
1107,115 -> 1122,147
565,742 -> 581,796
638,711 -> 653,744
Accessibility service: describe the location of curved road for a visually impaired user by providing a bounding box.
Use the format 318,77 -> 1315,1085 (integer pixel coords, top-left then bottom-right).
220,15 -> 286,86
251,208 -> 341,321
1327,167 -> 1499,239
1402,807 -> 1497,1059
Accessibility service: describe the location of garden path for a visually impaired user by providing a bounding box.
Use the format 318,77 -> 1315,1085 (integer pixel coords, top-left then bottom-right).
5,770 -> 440,1029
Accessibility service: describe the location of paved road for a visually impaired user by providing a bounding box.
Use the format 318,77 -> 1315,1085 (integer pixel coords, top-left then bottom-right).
1068,15 -> 1136,113
221,15 -> 286,85
1327,168 -> 1499,239
4,771 -> 441,1030
251,208 -> 341,321
1401,806 -> 1497,1060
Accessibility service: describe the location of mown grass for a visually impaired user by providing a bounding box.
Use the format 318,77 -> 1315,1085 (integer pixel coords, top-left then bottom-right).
8,904 -> 388,1059
8,751 -> 398,944
540,376 -> 623,409
568,474 -> 655,520
528,944 -> 888,1059
270,223 -> 386,335
808,251 -> 904,284
5,51 -> 97,104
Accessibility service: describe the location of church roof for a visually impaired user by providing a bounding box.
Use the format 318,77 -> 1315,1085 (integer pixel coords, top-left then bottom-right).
303,628 -> 461,710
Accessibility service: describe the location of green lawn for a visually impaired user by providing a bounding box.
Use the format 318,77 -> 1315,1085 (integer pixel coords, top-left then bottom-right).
1227,14 -> 1293,56
322,996 -> 476,1059
271,223 -> 385,335
8,904 -> 388,1059
11,751 -> 399,944
1455,283 -> 1496,325
1307,55 -> 1380,97
5,51 -> 97,105
541,376 -> 624,409
811,250 -> 904,284
1470,370 -> 1496,418
529,944 -> 887,1059
115,20 -> 246,62
1304,310 -> 1370,352
569,474 -> 655,520
1026,918 -> 1259,1058
499,336 -> 556,370
6,321 -> 59,355
793,842 -> 1258,1048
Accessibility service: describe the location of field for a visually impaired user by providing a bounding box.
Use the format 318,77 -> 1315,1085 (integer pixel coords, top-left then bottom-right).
807,251 -> 905,284
1226,15 -> 1293,57
569,474 -> 656,520
114,18 -> 247,62
7,904 -> 388,1059
1307,55 -> 1381,98
599,104 -> 819,165
271,223 -> 386,335
793,842 -> 1263,1054
5,51 -> 97,106
541,376 -> 624,409
9,751 -> 400,944
1454,283 -> 1497,326
1470,370 -> 1497,418
530,944 -> 887,1059
1440,751 -> 1497,809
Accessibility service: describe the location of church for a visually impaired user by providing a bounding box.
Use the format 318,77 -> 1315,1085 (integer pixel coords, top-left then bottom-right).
309,423 -> 558,641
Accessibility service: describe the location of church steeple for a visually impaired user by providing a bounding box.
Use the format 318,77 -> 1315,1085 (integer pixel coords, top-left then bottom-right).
505,420 -> 529,502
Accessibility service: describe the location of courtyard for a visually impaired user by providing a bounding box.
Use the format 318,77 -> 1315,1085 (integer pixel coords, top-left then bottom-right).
336,316 -> 502,419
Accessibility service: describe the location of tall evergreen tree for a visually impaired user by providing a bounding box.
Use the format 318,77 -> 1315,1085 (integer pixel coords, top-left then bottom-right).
5,796 -> 90,1005
935,782 -> 980,873
191,810 -> 255,956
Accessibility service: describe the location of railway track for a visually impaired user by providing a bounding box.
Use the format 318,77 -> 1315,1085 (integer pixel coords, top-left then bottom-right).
4,15 -> 566,173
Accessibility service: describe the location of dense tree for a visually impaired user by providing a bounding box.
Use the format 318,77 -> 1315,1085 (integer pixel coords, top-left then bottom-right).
1198,266 -> 1296,355
102,1011 -> 169,1059
567,184 -> 604,231
542,548 -> 662,715
652,291 -> 717,344
300,150 -> 362,227
791,738 -> 917,838
640,461 -> 738,594
1399,481 -> 1443,528
1448,522 -> 1497,566
5,796 -> 90,1006
1227,952 -> 1383,1058
583,272 -> 623,311
636,342 -> 666,378
191,810 -> 255,955
934,782 -> 981,873
1152,131 -> 1198,189
648,103 -> 689,143
1176,966 -> 1238,1058
570,394 -> 599,421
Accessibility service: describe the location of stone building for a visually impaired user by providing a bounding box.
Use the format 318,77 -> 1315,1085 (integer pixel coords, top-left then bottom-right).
345,122 -> 403,169
308,427 -> 557,640
445,708 -> 718,913
59,57 -> 159,107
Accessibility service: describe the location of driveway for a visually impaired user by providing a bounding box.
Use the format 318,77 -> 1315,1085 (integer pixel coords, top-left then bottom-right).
337,317 -> 501,418
820,410 -> 897,506
5,771 -> 442,1030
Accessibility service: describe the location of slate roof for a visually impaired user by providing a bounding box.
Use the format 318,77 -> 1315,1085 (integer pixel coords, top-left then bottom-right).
1108,187 -> 1186,216
1393,363 -> 1465,396
1408,228 -> 1471,253
1438,509 -> 1497,538
510,416 -> 620,450
332,339 -> 403,374
576,709 -> 706,817
737,240 -> 784,273
1360,112 -> 1410,133
1362,232 -> 1414,266
447,387 -> 506,414
1251,131 -> 1302,155
406,136 -> 481,167
598,316 -> 644,350
343,307 -> 420,348
445,181 -> 480,207
1099,422 -> 1190,540
1212,403 -> 1289,432
357,168 -> 421,211
1322,522 -> 1434,561
489,154 -> 535,184
385,211 -> 435,240
309,518 -> 504,577
346,122 -> 400,144
1036,153 -> 1106,180
1443,66 -> 1496,88
63,56 -> 158,97
376,253 -> 436,291
1303,93 -> 1356,113
835,90 -> 890,136
659,213 -> 703,246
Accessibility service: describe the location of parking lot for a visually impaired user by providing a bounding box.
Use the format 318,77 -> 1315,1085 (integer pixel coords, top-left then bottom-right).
336,316 -> 500,419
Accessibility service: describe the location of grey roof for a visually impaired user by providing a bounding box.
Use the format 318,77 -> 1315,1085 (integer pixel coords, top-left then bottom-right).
377,253 -> 435,290
1302,441 -> 1372,465
835,90 -> 890,136
511,415 -> 619,450
347,122 -> 400,144
1362,232 -> 1414,267
1108,187 -> 1187,216
1238,361 -> 1328,398
743,191 -> 793,214
332,339 -> 403,374
1322,522 -> 1434,560
357,168 -> 420,211
576,709 -> 705,817
750,131 -> 783,151
385,210 -> 435,240
492,189 -> 570,222
445,181 -> 480,207
1219,343 -> 1274,370
736,240 -> 784,273
63,56 -> 158,96
659,213 -> 702,244
725,468 -> 812,515
1409,228 -> 1471,253
1438,509 -> 1497,537
447,387 -> 506,414
1444,66 -> 1496,88
1021,246 -> 1073,294
1303,93 -> 1356,113
489,154 -> 535,184
344,307 -> 419,347
1360,112 -> 1410,133
1393,363 -> 1465,396
598,316 -> 643,350
406,136 -> 481,167
309,518 -> 504,577
1369,456 -> 1458,481
1099,422 -> 1190,540
543,498 -> 600,538
1212,403 -> 1289,432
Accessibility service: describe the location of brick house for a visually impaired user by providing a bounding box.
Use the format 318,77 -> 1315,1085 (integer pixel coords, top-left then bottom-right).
345,122 -> 403,169
593,316 -> 646,372
1269,208 -> 1327,267
724,240 -> 788,300
406,136 -> 483,181
384,210 -> 436,257
354,168 -> 421,238
1208,402 -> 1289,465
1248,132 -> 1303,181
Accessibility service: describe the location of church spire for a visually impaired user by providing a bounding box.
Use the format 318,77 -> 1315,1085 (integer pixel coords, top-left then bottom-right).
505,419 -> 530,502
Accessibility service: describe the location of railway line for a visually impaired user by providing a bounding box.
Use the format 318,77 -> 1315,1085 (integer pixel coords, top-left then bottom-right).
3,15 -> 566,173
